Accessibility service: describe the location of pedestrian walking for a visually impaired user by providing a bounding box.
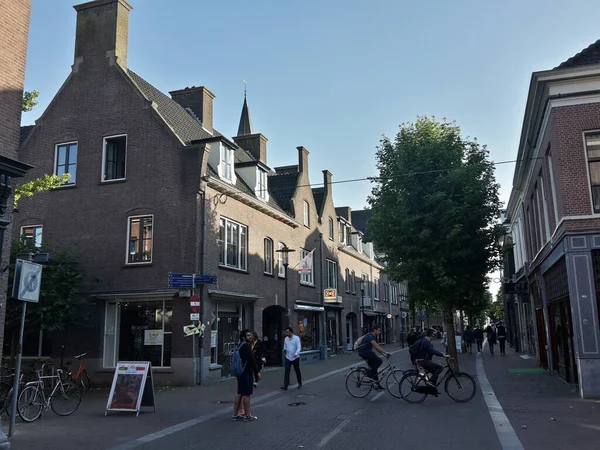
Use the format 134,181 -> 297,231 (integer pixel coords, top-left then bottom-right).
252,331 -> 266,386
232,329 -> 260,422
280,326 -> 302,390
496,321 -> 507,355
474,326 -> 484,354
485,325 -> 496,356
462,326 -> 474,355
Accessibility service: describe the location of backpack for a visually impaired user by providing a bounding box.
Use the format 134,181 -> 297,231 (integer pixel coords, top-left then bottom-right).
353,334 -> 367,351
409,339 -> 423,358
497,326 -> 507,338
230,342 -> 247,377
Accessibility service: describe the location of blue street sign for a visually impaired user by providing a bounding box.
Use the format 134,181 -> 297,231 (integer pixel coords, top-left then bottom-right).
168,273 -> 217,289
194,274 -> 217,285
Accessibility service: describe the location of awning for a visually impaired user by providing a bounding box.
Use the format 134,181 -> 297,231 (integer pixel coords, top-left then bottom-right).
207,289 -> 259,303
324,303 -> 344,310
363,310 -> 382,317
294,304 -> 325,312
93,289 -> 176,299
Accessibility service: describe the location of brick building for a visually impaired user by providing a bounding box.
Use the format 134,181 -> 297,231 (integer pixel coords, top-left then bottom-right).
13,0 -> 406,386
506,39 -> 600,398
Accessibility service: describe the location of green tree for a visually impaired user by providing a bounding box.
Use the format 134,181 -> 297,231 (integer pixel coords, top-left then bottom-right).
5,240 -> 89,358
21,90 -> 39,112
367,117 -> 504,369
14,173 -> 71,210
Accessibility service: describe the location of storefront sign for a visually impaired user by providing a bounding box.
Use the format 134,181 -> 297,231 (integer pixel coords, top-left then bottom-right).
211,330 -> 217,348
144,329 -> 163,346
324,289 -> 338,303
105,361 -> 156,417
455,336 -> 462,353
401,312 -> 408,319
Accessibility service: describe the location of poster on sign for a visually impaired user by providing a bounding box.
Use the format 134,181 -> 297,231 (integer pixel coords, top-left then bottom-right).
105,361 -> 156,416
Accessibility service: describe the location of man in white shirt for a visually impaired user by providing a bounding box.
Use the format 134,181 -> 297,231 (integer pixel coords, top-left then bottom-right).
280,326 -> 302,390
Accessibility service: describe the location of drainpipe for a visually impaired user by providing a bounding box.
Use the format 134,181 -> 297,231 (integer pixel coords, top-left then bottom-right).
198,190 -> 207,385
319,233 -> 327,360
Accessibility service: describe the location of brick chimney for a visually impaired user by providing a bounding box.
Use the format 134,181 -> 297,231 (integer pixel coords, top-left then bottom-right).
74,0 -> 132,68
233,134 -> 268,164
297,146 -> 309,174
169,87 -> 216,133
323,170 -> 332,198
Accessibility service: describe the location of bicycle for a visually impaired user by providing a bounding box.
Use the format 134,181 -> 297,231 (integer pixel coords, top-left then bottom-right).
17,367 -> 81,422
345,354 -> 406,399
398,357 -> 477,404
64,352 -> 91,390
1,358 -> 51,416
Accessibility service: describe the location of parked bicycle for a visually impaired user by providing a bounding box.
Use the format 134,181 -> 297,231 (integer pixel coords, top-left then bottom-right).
346,354 -> 406,399
398,357 -> 477,404
1,358 -> 51,416
64,352 -> 91,390
17,367 -> 81,422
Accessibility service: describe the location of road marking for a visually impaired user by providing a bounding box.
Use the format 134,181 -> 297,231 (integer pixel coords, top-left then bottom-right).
370,390 -> 385,402
317,419 -> 350,448
476,355 -> 525,450
108,348 -> 408,450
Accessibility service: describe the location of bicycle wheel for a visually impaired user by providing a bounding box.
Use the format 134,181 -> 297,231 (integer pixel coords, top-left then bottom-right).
51,381 -> 81,416
80,370 -> 92,390
345,368 -> 373,398
399,372 -> 429,404
385,369 -> 406,399
445,372 -> 477,403
17,385 -> 43,422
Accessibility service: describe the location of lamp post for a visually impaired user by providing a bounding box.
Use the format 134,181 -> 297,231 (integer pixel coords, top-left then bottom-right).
276,245 -> 295,328
360,278 -> 366,335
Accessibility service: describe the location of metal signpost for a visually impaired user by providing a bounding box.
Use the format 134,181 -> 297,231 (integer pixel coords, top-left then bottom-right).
9,256 -> 45,437
167,273 -> 217,384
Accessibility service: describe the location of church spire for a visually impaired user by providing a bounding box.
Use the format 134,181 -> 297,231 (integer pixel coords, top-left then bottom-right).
237,80 -> 253,136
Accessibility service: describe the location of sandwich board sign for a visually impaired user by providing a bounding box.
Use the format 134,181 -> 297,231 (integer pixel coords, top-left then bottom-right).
105,361 -> 156,416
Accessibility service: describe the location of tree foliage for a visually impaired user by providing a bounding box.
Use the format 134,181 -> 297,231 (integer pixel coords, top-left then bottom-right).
5,240 -> 89,340
21,90 -> 39,112
367,117 -> 504,369
14,174 -> 71,209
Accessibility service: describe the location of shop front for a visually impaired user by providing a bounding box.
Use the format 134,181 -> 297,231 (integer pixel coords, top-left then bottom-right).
294,303 -> 324,364
325,305 -> 343,355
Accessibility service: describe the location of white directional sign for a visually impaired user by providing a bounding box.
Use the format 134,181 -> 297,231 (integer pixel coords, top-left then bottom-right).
13,259 -> 43,303
190,313 -> 200,321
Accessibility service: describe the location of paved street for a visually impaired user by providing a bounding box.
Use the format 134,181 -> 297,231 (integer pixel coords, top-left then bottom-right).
5,343 -> 600,450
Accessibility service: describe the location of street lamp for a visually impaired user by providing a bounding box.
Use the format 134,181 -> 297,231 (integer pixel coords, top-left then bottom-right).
360,278 -> 366,334
276,245 -> 295,327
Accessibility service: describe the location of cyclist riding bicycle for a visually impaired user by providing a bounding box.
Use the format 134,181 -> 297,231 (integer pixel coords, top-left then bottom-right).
357,325 -> 391,390
415,328 -> 450,392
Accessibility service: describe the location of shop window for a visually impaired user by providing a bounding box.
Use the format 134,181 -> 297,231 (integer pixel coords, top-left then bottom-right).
297,312 -> 318,350
103,299 -> 172,368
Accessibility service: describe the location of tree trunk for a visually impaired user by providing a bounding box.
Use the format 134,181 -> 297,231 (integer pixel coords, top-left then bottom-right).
444,304 -> 459,372
459,310 -> 465,333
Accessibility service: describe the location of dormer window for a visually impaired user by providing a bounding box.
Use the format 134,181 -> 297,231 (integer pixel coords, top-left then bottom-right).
357,236 -> 363,253
220,145 -> 234,182
256,168 -> 268,201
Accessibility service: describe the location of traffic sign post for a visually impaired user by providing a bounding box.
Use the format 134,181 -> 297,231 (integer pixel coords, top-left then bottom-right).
9,257 -> 45,438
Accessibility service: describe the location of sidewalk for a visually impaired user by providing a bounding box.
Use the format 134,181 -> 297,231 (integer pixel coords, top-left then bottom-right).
481,347 -> 600,450
3,346 -> 408,450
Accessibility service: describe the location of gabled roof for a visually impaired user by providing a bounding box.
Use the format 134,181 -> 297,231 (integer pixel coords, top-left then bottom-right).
127,70 -> 216,144
269,167 -> 299,215
20,125 -> 34,144
555,39 -> 600,70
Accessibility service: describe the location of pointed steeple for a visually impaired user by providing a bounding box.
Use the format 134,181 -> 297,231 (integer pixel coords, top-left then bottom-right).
237,83 -> 253,136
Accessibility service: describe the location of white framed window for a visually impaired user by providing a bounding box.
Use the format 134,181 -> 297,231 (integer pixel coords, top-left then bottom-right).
540,173 -> 550,241
264,238 -> 274,274
585,134 -> 600,213
326,260 -> 338,289
346,226 -> 351,246
127,215 -> 153,264
103,298 -> 172,368
54,142 -> 78,185
220,146 -> 234,182
328,217 -> 334,240
339,221 -> 344,243
21,225 -> 43,248
357,236 -> 363,253
303,201 -> 310,227
374,278 -> 379,299
547,151 -> 559,224
102,135 -> 127,181
300,248 -> 314,285
344,268 -> 350,292
257,169 -> 268,200
350,270 -> 356,293
278,242 -> 286,277
218,217 -> 248,271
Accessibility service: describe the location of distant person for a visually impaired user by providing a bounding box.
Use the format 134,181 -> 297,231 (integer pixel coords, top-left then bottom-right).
485,325 -> 496,356
251,331 -> 266,387
406,328 -> 419,346
462,326 -> 475,356
281,327 -> 302,390
232,329 -> 260,421
496,322 -> 507,356
474,326 -> 484,354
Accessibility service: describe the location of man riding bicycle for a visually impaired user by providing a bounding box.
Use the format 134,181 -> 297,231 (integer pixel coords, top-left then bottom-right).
357,325 -> 391,390
415,328 -> 450,392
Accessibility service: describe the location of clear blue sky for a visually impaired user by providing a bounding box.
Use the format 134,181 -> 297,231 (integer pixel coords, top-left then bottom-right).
22,0 -> 600,211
